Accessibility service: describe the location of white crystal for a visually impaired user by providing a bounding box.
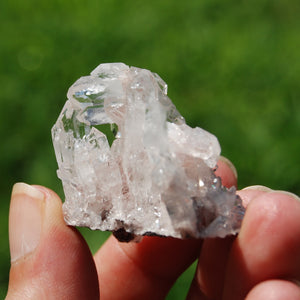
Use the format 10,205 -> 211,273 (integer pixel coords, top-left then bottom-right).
52,63 -> 244,241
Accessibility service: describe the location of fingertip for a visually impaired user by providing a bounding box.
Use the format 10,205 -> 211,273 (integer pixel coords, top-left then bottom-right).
7,183 -> 99,299
218,156 -> 238,179
215,156 -> 238,188
246,280 -> 300,300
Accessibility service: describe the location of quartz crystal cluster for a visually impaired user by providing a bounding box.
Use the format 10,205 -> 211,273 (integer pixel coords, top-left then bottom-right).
52,63 -> 244,241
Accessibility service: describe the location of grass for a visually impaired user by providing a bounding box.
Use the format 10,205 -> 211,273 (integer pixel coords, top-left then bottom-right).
1,0 -> 299,297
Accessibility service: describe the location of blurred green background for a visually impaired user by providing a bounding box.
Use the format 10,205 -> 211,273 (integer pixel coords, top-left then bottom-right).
1,0 -> 299,298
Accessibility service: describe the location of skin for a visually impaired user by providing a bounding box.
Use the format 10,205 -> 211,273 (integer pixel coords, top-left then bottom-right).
6,160 -> 300,299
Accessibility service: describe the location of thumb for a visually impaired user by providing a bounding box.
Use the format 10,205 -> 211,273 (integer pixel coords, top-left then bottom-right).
6,183 -> 99,300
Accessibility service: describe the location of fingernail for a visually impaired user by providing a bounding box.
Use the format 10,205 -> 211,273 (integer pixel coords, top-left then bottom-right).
219,156 -> 238,179
242,185 -> 273,192
9,183 -> 45,263
275,190 -> 300,202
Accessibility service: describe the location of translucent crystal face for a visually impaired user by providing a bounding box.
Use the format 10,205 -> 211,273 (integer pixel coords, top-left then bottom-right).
52,63 -> 244,241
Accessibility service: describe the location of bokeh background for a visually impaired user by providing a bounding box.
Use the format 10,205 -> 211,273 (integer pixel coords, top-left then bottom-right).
1,0 -> 299,298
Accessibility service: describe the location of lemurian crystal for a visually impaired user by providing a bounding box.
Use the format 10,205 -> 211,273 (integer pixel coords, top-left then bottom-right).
52,63 -> 244,241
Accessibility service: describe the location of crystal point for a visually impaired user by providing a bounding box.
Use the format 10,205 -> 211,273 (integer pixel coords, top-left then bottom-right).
52,63 -> 244,241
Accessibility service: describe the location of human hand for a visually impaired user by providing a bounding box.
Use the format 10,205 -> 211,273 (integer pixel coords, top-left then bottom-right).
6,159 -> 300,299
